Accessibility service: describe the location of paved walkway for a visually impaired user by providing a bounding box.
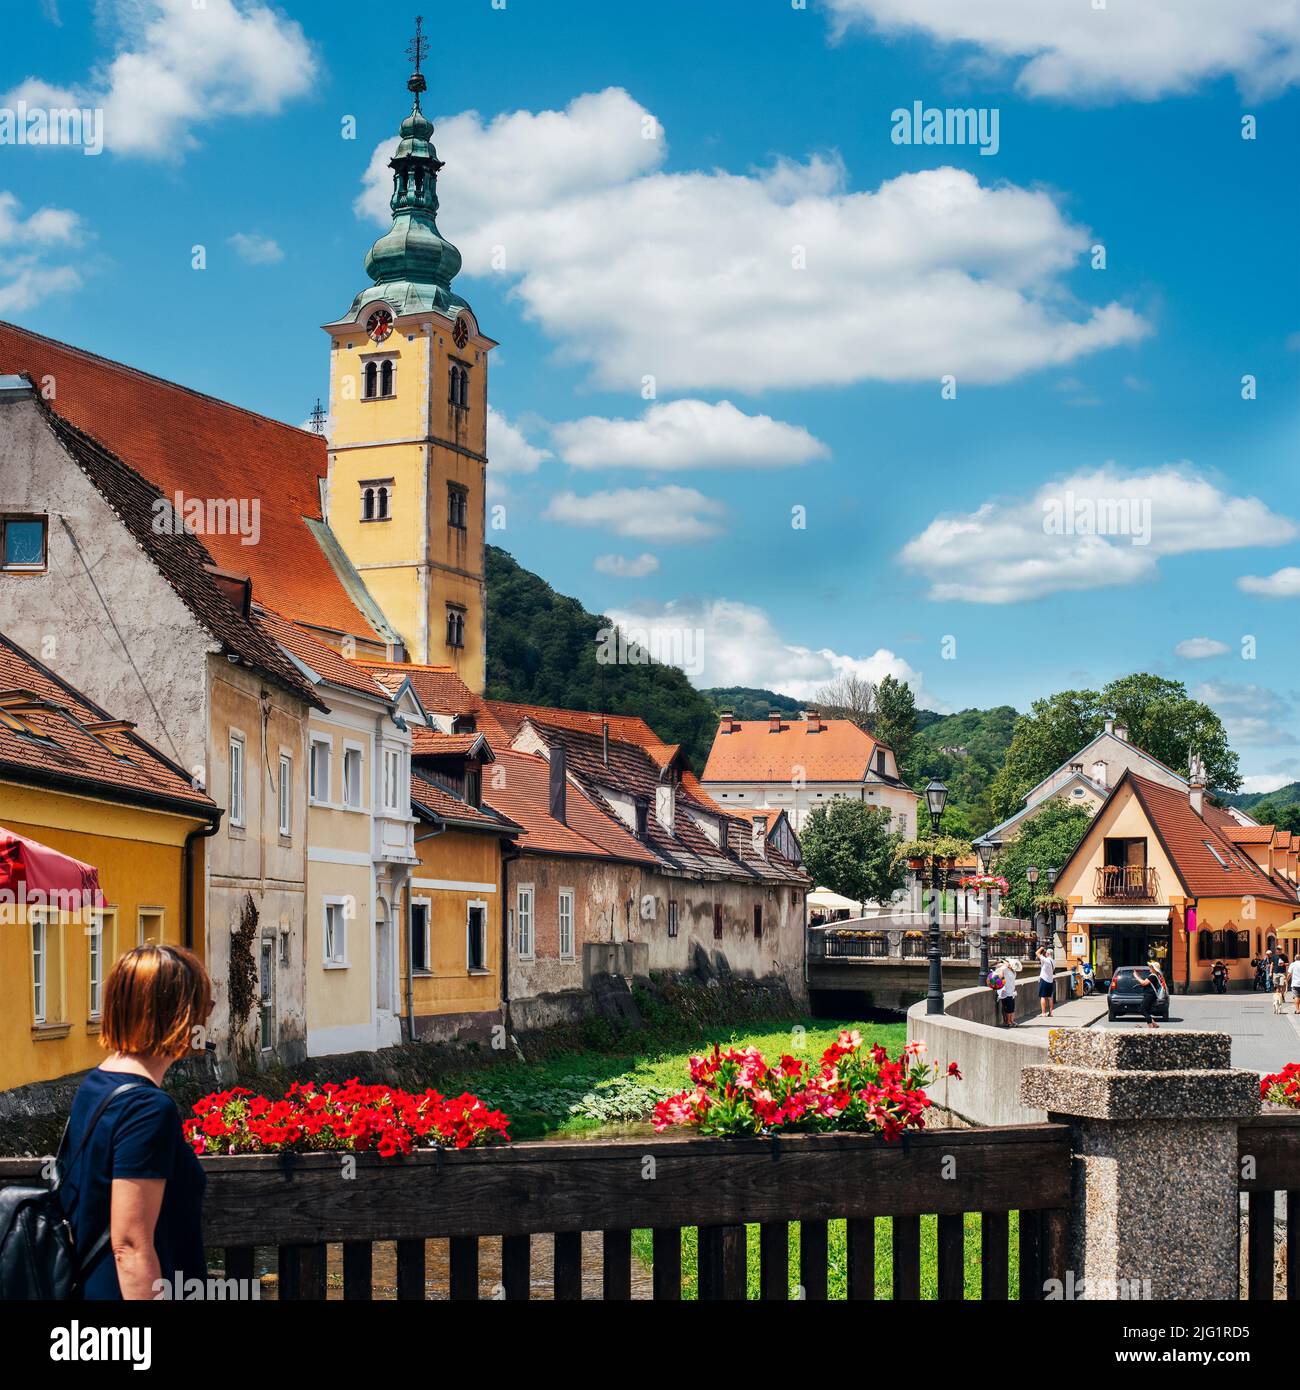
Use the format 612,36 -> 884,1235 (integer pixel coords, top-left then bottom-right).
1016,990 -> 1300,1072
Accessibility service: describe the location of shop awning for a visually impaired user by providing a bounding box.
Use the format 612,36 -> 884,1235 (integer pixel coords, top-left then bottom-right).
0,826 -> 103,911
1277,918 -> 1300,940
808,887 -> 865,913
1070,907 -> 1171,926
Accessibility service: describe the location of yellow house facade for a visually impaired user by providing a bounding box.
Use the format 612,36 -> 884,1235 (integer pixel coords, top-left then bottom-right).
0,633 -> 219,1090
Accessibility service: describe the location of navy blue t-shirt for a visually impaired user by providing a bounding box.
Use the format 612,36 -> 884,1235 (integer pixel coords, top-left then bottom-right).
59,1068 -> 207,1300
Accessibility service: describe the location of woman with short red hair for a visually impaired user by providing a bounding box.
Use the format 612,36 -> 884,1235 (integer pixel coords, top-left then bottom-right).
57,944 -> 213,1299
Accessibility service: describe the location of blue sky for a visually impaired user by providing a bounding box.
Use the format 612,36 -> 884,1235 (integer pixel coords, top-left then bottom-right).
4,1 -> 1299,788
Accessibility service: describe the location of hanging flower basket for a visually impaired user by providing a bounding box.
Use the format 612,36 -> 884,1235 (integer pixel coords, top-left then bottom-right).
959,873 -> 1010,895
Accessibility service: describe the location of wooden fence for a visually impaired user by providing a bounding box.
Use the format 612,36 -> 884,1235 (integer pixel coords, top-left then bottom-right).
0,1123 -> 1072,1301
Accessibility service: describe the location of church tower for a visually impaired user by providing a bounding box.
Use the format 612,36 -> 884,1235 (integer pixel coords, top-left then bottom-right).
324,21 -> 491,691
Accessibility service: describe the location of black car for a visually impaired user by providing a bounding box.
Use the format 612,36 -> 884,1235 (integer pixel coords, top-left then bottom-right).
1106,965 -> 1170,1022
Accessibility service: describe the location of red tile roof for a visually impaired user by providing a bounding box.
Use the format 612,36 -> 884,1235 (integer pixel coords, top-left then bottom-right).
42,409 -> 320,707
483,749 -> 659,863
702,715 -> 897,785
1222,822 -> 1277,844
410,729 -> 492,758
1127,774 -> 1297,905
0,631 -> 218,817
359,662 -> 513,742
410,772 -> 516,834
256,608 -> 392,702
0,322 -> 386,645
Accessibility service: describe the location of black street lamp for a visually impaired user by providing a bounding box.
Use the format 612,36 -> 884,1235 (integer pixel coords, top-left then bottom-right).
976,839 -> 995,981
1026,864 -> 1040,959
924,779 -> 949,1015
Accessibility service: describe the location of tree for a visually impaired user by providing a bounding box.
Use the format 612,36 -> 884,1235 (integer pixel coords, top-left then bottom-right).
1247,796 -> 1300,836
987,689 -> 1103,821
814,672 -> 876,731
986,675 -> 1242,822
1101,673 -> 1240,792
874,675 -> 916,778
993,799 -> 1094,919
800,800 -> 906,908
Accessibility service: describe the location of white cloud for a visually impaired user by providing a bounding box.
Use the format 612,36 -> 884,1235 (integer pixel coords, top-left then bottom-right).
594,552 -> 660,578
5,0 -> 316,160
901,465 -> 1297,603
228,232 -> 283,265
357,89 -> 1148,393
1238,566 -> 1300,598
487,405 -> 552,476
1241,769 -> 1300,795
0,191 -> 82,312
1195,681 -> 1295,748
605,596 -> 946,709
1174,637 -> 1230,660
552,399 -> 828,471
825,0 -> 1300,102
544,486 -> 725,542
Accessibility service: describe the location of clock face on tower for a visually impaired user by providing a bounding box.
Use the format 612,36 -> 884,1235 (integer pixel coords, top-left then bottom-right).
452,315 -> 469,350
366,307 -> 394,343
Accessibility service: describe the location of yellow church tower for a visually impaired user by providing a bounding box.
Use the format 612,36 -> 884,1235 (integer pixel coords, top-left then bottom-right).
323,22 -> 491,691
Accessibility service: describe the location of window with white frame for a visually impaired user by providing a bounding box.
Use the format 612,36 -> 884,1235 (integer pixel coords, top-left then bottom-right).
310,737 -> 331,804
467,901 -> 487,972
410,899 -> 431,974
31,914 -> 46,1023
516,885 -> 534,959
343,745 -> 364,809
88,909 -> 111,1017
229,733 -> 245,827
383,747 -> 403,813
558,888 -> 575,960
278,753 -> 292,836
323,899 -> 348,966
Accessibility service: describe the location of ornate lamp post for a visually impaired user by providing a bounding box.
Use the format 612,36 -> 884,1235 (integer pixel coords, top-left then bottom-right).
976,839 -> 995,982
1026,864 -> 1040,960
924,779 -> 949,1015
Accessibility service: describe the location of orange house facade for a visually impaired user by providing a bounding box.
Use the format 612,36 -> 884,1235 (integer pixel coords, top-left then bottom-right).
1052,767 -> 1299,992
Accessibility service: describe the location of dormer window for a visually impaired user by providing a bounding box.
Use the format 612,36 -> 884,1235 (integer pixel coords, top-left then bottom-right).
363,356 -> 396,400
360,480 -> 393,522
634,796 -> 649,838
465,767 -> 482,809
449,362 -> 470,410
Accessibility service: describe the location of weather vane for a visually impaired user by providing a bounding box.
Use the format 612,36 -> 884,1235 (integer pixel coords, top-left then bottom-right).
308,398 -> 327,435
407,15 -> 429,106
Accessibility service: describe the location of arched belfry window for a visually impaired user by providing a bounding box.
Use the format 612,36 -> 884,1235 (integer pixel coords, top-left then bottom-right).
380,359 -> 394,397
449,363 -> 470,410
360,479 -> 394,523
364,361 -> 378,399
446,607 -> 465,649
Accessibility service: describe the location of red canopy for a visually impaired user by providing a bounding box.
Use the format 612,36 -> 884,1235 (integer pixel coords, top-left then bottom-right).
0,826 -> 104,911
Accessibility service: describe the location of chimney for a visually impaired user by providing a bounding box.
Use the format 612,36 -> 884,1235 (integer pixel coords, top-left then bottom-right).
549,744 -> 567,824
1091,759 -> 1108,788
1114,722 -> 1129,742
751,813 -> 768,859
655,777 -> 676,833
802,708 -> 822,733
1103,718 -> 1115,736
719,708 -> 736,733
768,711 -> 781,733
601,719 -> 609,765
1189,754 -> 1206,816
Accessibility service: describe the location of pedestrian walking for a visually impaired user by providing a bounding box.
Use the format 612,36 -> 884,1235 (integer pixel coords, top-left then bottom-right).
995,958 -> 1020,1027
1037,947 -> 1056,1016
1290,955 -> 1300,1013
1135,961 -> 1163,1028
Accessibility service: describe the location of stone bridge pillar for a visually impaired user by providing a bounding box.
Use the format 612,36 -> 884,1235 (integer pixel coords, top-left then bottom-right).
1020,1030 -> 1258,1300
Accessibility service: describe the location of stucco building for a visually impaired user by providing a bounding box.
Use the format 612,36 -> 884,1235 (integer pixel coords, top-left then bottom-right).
701,709 -> 918,837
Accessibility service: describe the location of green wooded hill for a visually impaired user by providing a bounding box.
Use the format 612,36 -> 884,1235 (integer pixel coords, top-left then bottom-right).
485,545 -> 719,768
908,706 -> 1021,832
700,687 -> 806,719
1221,782 -> 1300,809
